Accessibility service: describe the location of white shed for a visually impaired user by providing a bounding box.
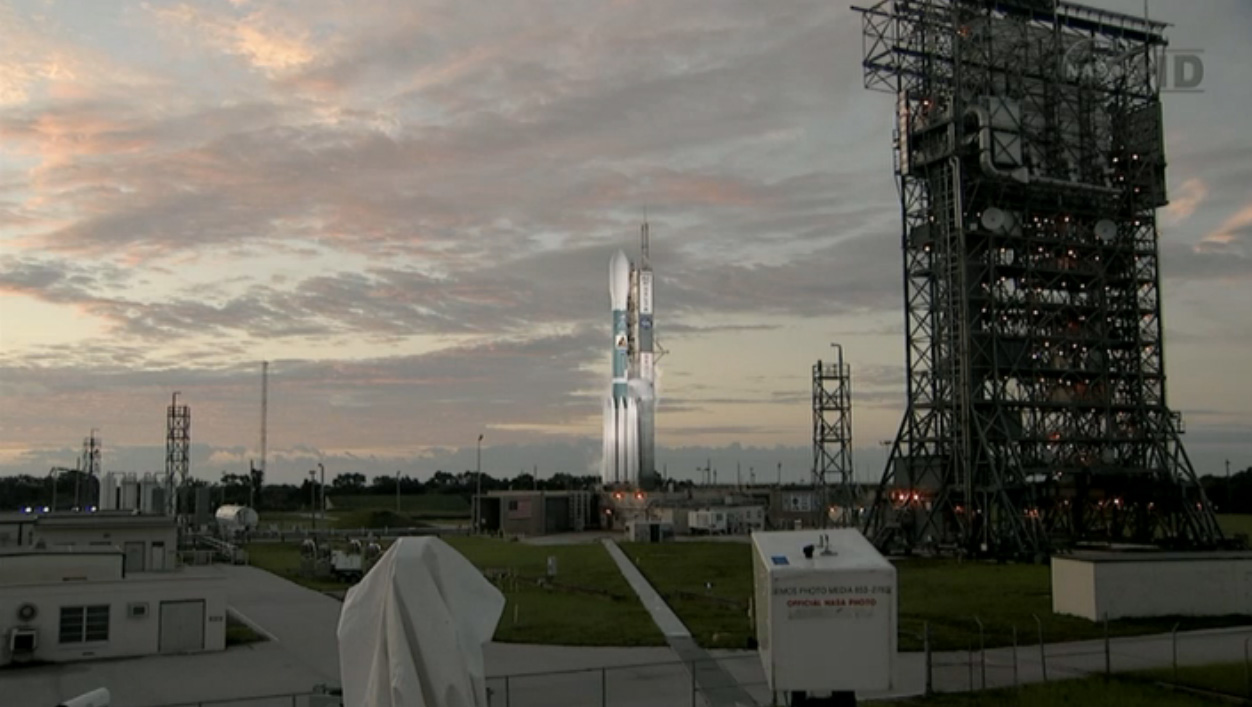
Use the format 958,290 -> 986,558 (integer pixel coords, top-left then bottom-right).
752,529 -> 896,698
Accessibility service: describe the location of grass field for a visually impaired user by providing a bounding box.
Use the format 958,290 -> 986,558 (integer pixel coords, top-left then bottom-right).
1133,661 -> 1252,699
623,542 -> 755,649
1218,514 -> 1252,539
444,537 -> 664,646
326,493 -> 469,515
244,542 -> 354,592
245,537 -> 665,646
224,613 -> 266,647
869,676 -> 1233,706
621,542 -> 1252,651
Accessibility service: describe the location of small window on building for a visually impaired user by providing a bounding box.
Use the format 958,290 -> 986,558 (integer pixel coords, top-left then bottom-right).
59,605 -> 110,644
507,500 -> 519,511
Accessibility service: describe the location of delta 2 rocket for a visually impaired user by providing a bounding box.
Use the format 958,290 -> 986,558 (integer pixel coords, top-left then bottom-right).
602,222 -> 657,488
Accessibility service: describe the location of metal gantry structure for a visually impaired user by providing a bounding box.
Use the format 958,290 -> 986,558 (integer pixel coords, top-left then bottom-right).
165,392 -> 191,516
854,0 -> 1222,557
813,345 -> 855,527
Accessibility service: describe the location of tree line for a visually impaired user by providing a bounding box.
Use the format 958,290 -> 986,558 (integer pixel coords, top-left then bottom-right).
0,468 -> 604,512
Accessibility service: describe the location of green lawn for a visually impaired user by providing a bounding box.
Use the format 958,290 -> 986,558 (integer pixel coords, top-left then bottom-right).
327,494 -> 470,514
621,543 -> 1252,651
244,542 -> 354,592
623,542 -> 755,649
1217,514 -> 1252,539
870,677 -> 1232,706
225,613 -> 266,647
246,537 -> 665,647
1133,661 -> 1252,699
444,537 -> 664,646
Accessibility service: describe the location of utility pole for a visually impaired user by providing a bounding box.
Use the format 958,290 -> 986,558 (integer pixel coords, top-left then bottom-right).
308,469 -> 317,533
396,471 -> 402,513
475,434 -> 484,533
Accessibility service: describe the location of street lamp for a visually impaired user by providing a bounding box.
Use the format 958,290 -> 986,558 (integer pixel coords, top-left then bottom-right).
317,462 -> 325,521
475,434 -> 484,534
308,469 -> 317,533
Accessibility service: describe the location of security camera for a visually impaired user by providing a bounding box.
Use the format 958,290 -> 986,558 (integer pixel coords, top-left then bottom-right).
56,688 -> 110,707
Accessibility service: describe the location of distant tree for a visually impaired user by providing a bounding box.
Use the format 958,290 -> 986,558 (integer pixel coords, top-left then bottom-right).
333,472 -> 367,492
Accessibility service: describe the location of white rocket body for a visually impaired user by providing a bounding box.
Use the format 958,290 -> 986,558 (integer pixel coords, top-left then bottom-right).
601,226 -> 658,488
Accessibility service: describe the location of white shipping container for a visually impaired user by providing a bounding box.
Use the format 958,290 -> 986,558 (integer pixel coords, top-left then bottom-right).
752,529 -> 896,695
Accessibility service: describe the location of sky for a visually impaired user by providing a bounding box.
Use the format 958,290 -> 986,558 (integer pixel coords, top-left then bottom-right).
1,0 -> 1249,488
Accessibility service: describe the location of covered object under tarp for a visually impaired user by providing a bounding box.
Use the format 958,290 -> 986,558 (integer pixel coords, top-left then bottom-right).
336,537 -> 505,707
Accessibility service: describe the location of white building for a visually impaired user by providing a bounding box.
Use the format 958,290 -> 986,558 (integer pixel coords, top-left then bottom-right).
689,506 -> 766,535
0,548 -> 226,667
31,513 -> 178,573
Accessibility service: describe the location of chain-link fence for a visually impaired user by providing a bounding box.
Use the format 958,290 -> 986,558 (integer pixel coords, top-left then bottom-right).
145,624 -> 1252,706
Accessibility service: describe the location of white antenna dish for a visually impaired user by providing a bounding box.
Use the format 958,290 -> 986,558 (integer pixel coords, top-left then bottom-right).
981,207 -> 1008,233
1094,219 -> 1117,242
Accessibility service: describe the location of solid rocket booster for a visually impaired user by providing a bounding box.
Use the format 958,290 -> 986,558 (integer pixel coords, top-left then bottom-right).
604,250 -> 637,485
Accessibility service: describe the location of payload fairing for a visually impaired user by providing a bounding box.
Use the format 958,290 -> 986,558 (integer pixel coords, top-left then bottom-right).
602,223 -> 658,489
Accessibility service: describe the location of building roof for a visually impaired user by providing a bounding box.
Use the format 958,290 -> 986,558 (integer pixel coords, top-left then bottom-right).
35,513 -> 176,528
0,546 -> 123,558
1059,550 -> 1252,563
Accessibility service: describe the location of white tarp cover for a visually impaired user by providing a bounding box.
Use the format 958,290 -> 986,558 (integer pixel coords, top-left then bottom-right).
337,537 -> 505,707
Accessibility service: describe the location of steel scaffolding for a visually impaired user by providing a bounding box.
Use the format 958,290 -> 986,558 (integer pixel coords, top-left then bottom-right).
166,392 -> 191,517
854,0 -> 1222,556
813,345 -> 855,527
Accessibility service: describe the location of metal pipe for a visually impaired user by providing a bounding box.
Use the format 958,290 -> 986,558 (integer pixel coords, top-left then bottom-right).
975,616 -> 986,689
1034,614 -> 1047,682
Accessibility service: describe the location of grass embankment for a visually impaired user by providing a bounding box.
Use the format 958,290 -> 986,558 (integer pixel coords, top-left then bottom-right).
624,543 -> 1252,651
1217,514 -> 1252,539
225,614 -> 266,647
245,537 -> 665,647
1133,661 -> 1252,700
869,676 -> 1235,706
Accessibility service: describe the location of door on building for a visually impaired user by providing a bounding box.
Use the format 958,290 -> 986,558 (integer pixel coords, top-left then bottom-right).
159,600 -> 205,654
123,541 -> 146,573
149,542 -> 166,571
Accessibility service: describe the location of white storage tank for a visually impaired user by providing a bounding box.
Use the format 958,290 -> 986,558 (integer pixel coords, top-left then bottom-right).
752,529 -> 896,698
215,505 -> 259,533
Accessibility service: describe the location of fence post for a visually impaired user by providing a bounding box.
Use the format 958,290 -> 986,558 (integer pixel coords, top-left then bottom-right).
974,616 -> 986,689
601,666 -> 607,707
968,645 -> 975,691
1172,622 -> 1180,682
924,622 -> 933,697
691,659 -> 697,707
1012,626 -> 1019,687
505,675 -> 511,707
1033,614 -> 1047,682
1244,636 -> 1250,698
1103,614 -> 1110,678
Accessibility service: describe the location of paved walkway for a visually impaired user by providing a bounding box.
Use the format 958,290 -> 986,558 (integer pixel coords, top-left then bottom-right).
603,538 -> 759,707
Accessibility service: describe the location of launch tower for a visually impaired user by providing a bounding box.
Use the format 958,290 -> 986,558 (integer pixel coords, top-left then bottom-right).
855,0 -> 1222,556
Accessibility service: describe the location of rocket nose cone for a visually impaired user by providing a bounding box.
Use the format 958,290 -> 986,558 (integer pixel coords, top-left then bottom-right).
610,250 -> 630,308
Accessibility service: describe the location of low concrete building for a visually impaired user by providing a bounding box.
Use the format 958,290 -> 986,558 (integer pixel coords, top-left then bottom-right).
1052,551 -> 1252,621
476,491 -> 597,536
33,513 -> 178,573
689,506 -> 766,535
0,548 -> 226,667
0,511 -> 178,573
